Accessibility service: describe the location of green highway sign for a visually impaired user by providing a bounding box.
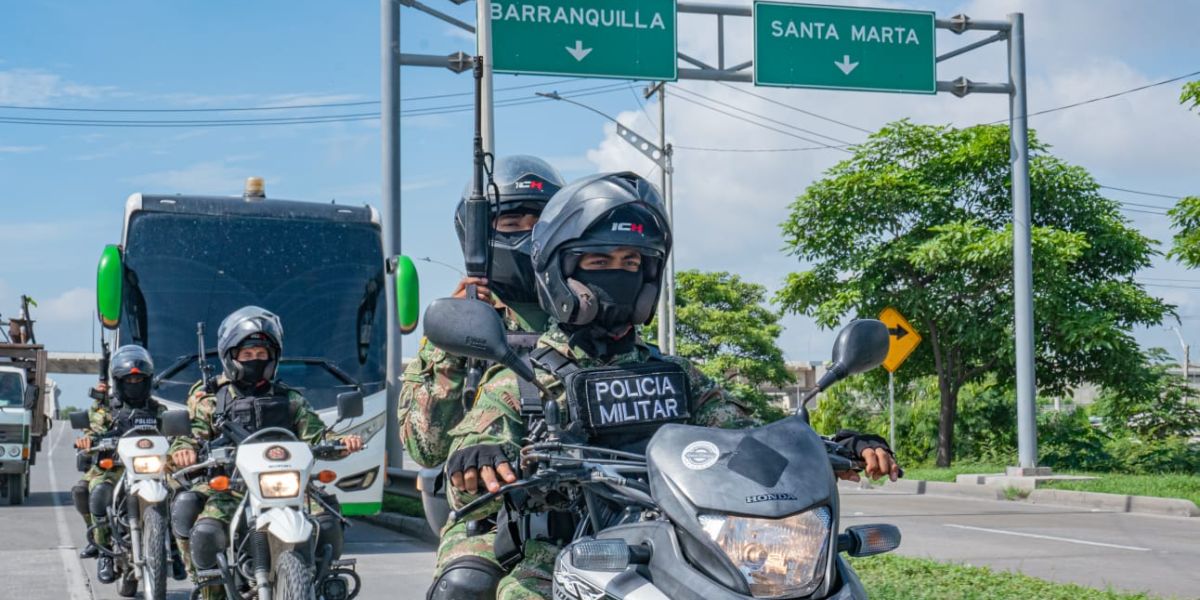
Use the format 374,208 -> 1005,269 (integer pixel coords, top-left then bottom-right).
754,2 -> 936,94
489,0 -> 677,80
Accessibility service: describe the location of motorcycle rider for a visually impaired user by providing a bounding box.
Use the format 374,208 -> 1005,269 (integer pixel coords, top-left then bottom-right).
399,155 -> 565,468
71,345 -> 164,584
431,172 -> 901,599
168,306 -> 364,599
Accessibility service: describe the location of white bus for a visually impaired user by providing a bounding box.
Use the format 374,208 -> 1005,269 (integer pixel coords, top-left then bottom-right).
97,182 -> 391,515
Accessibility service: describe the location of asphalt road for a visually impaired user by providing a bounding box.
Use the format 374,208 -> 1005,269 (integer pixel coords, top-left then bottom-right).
2,423 -> 435,600
8,425 -> 1198,599
841,484 -> 1200,599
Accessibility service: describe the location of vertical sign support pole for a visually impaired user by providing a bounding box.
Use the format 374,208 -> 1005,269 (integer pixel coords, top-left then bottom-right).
477,0 -> 495,156
381,0 -> 404,470
665,141 -> 676,355
1008,12 -> 1037,469
655,85 -> 675,354
888,371 -> 896,451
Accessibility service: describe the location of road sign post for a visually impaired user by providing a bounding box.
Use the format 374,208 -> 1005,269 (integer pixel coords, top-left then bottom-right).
754,1 -> 936,93
489,0 -> 678,80
880,307 -> 923,453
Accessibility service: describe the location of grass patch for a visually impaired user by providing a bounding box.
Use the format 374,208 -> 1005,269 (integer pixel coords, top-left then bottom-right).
1040,473 -> 1200,507
382,492 -> 426,518
888,463 -> 1007,483
852,554 -> 1156,599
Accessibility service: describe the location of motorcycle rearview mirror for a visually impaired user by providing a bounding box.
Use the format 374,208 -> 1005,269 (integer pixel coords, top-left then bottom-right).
68,410 -> 90,431
336,390 -> 364,421
423,297 -> 538,383
796,319 -> 890,420
161,409 -> 192,437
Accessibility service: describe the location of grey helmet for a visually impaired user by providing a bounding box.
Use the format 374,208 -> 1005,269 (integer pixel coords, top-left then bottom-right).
216,306 -> 283,384
531,172 -> 671,327
454,155 -> 566,304
109,345 -> 154,407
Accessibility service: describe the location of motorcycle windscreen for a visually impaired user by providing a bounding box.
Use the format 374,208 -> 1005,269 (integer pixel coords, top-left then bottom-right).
645,416 -> 835,519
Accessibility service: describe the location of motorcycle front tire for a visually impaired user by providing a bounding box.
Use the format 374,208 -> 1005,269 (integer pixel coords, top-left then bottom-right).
141,504 -> 168,600
274,550 -> 316,600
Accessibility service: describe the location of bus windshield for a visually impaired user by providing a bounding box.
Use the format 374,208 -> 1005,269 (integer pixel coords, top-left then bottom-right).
120,211 -> 386,409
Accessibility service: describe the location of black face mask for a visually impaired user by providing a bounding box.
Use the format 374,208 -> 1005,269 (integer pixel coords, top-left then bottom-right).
573,269 -> 643,334
235,359 -> 274,389
489,231 -> 539,304
116,378 -> 152,408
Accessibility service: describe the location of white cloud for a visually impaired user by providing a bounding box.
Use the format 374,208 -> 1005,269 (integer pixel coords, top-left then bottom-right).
0,68 -> 113,105
37,288 -> 94,324
0,144 -> 43,154
126,160 -> 276,193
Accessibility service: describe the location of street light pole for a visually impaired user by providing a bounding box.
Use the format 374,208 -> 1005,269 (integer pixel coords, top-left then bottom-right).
1171,326 -> 1190,387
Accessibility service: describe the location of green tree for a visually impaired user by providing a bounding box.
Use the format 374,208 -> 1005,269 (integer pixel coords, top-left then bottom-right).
1182,80 -> 1200,111
777,121 -> 1171,466
648,270 -> 792,421
1093,348 -> 1200,439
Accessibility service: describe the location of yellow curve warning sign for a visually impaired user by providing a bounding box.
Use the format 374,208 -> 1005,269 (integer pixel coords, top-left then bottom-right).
879,307 -> 922,373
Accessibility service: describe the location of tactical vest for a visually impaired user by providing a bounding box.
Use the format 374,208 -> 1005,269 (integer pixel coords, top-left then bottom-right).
111,406 -> 161,436
214,383 -> 294,436
520,346 -> 692,455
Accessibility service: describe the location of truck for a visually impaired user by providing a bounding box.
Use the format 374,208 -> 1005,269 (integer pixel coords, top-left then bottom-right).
94,178 -> 416,516
0,298 -> 53,506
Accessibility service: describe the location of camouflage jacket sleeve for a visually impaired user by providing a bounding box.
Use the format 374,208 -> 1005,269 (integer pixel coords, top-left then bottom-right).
86,403 -> 113,443
168,387 -> 216,454
666,356 -> 761,430
288,391 -> 330,447
443,365 -> 564,515
398,337 -> 468,467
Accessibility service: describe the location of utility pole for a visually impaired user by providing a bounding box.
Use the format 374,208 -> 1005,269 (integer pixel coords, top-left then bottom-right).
647,83 -> 675,354
381,0 -> 404,470
1008,12 -> 1037,470
476,0 -> 495,155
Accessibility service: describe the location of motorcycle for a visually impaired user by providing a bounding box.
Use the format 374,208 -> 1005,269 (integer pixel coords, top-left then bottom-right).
70,412 -> 174,600
163,391 -> 365,600
424,298 -> 904,600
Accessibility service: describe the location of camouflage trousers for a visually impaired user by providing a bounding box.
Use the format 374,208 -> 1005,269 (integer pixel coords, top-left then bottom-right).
179,483 -> 243,600
433,520 -> 560,600
82,465 -> 124,546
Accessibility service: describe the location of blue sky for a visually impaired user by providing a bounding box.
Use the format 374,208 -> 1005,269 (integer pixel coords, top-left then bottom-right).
1,0 -> 1198,410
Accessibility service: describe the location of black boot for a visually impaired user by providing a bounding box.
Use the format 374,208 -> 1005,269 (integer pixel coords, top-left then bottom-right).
97,555 -> 116,584
79,542 -> 99,559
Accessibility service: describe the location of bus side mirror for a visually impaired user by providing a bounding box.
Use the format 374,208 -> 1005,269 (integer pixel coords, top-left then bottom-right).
336,390 -> 364,421
96,244 -> 124,330
390,255 -> 420,334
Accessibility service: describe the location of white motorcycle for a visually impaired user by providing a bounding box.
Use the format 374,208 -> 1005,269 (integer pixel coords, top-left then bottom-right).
71,412 -> 173,600
165,391 -> 364,600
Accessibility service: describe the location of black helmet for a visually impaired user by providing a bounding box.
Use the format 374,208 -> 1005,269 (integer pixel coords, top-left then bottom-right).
216,306 -> 283,386
454,155 -> 566,303
110,345 -> 154,407
531,172 -> 671,327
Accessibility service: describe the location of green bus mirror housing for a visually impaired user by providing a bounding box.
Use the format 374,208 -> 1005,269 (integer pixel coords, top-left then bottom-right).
96,244 -> 123,330
392,255 -> 420,334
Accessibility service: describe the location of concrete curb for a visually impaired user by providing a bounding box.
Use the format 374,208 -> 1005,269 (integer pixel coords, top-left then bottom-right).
357,512 -> 440,545
868,479 -> 1200,517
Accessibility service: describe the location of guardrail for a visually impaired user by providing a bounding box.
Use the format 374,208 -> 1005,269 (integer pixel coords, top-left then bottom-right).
384,466 -> 421,499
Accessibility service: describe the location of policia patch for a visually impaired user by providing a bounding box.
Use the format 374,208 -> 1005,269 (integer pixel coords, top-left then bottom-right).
567,362 -> 691,434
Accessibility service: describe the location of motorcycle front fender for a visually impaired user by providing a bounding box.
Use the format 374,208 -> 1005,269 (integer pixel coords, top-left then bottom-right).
257,507 -> 313,545
130,479 -> 169,504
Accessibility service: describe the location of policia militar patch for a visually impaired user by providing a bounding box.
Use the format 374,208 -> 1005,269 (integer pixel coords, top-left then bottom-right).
565,361 -> 691,434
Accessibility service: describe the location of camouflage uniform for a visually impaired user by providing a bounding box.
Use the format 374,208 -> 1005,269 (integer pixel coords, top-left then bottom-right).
399,305 -> 548,468
436,327 -> 756,599
169,381 -> 329,599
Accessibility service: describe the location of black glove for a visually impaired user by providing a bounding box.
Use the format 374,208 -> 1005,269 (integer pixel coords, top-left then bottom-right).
832,430 -> 894,458
446,444 -> 511,476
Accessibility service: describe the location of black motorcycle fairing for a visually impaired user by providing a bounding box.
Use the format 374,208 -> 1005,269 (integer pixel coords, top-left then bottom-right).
644,416 -> 840,596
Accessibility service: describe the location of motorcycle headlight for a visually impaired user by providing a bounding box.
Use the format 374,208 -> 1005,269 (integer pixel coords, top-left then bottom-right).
259,471 -> 302,499
132,455 -> 164,474
339,412 -> 385,444
698,507 -> 832,599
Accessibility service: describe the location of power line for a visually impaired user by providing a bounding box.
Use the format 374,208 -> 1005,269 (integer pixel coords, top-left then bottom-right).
671,85 -> 856,146
1023,69 -> 1200,120
715,81 -> 874,134
1100,185 -> 1187,201
674,144 -> 832,153
669,92 -> 851,151
628,82 -> 660,136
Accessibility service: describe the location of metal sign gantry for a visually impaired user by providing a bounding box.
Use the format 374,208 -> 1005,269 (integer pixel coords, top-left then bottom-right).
388,0 -> 1039,468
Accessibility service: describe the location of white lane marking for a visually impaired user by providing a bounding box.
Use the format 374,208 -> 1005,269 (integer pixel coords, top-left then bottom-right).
47,422 -> 96,600
944,523 -> 1151,552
